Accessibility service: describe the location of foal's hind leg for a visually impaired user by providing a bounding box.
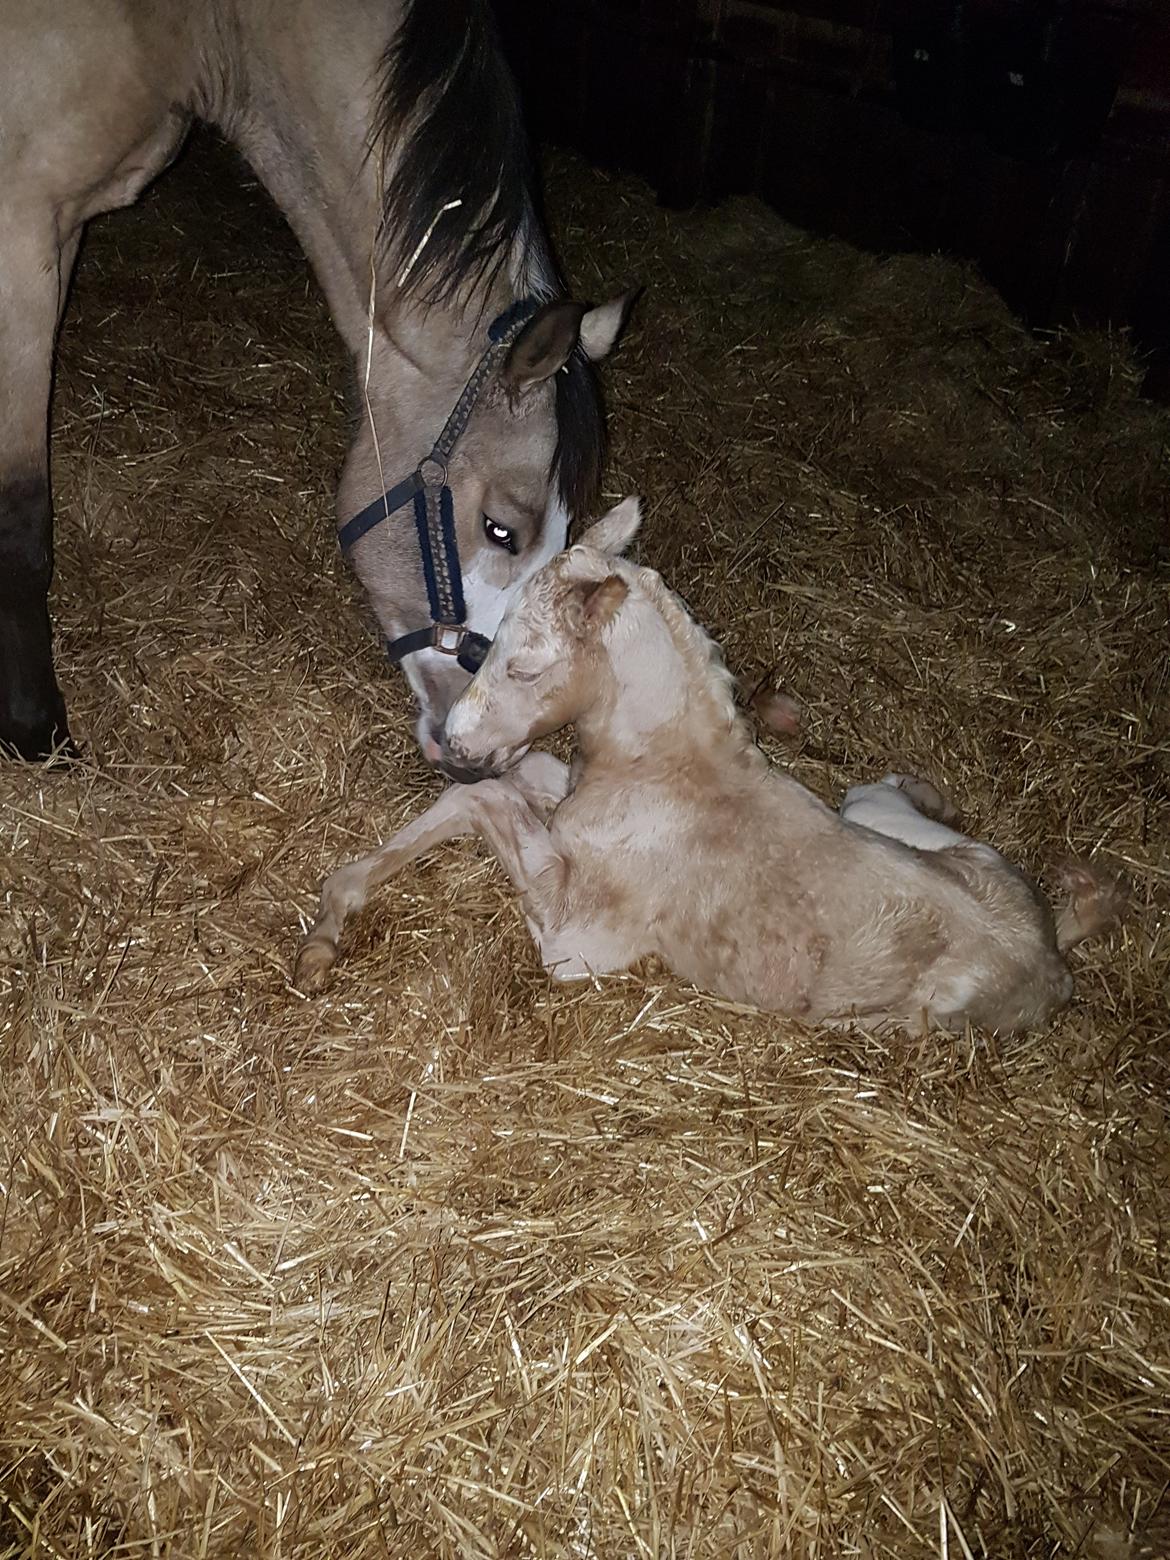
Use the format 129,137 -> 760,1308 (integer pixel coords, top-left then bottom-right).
840,773 -> 970,851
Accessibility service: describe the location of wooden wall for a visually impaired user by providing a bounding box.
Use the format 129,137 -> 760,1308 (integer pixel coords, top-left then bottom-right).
495,0 -> 1170,394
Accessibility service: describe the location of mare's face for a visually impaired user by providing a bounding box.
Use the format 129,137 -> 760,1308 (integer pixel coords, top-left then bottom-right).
343,298 -> 631,773
401,401 -> 569,769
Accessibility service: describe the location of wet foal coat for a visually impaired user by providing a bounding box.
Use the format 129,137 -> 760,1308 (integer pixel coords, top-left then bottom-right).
297,500 -> 1122,1033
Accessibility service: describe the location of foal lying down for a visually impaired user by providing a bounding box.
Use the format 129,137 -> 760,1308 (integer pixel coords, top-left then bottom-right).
296,500 -> 1123,1032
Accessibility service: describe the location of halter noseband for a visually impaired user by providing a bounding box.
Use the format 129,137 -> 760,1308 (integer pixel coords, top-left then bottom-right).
336,298 -> 541,676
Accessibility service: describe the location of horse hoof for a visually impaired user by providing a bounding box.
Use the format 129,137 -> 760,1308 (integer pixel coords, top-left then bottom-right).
0,725 -> 80,767
883,773 -> 962,828
294,941 -> 337,995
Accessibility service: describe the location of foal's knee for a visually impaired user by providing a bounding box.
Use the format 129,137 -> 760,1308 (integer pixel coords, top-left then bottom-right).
320,862 -> 373,921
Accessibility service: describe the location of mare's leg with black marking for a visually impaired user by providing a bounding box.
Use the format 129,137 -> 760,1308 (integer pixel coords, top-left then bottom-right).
0,222 -> 81,760
0,0 -> 192,760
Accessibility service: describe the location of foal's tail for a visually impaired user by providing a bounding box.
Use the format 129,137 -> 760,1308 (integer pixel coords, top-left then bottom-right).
1053,858 -> 1129,954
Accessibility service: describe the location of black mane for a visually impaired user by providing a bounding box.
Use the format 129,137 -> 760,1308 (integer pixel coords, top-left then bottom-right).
555,351 -> 606,524
375,0 -> 605,518
375,0 -> 550,307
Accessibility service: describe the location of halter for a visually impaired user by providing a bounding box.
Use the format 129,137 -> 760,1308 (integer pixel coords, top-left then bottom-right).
337,298 -> 542,675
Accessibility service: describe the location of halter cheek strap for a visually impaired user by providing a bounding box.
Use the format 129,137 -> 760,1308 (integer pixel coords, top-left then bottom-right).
337,298 -> 542,675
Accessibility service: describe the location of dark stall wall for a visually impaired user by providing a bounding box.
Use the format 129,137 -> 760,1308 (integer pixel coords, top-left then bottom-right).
495,0 -> 1170,392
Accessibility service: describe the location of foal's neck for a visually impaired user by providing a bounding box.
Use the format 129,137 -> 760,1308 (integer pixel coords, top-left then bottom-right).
576,596 -> 752,777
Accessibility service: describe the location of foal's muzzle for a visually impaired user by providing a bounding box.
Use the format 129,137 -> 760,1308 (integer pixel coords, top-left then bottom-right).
439,751 -> 496,785
426,725 -> 499,784
439,734 -> 531,785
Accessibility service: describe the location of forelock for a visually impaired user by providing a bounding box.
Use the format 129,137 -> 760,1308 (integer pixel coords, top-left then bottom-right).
514,559 -> 567,633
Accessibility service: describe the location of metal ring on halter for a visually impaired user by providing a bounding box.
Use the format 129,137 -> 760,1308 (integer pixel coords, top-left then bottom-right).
432,625 -> 465,656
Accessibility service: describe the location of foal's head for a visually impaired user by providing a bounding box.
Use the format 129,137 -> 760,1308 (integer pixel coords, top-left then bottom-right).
442,496 -> 643,779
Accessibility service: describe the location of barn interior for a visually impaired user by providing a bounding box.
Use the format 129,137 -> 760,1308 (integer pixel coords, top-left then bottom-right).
1,3 -> 1168,1557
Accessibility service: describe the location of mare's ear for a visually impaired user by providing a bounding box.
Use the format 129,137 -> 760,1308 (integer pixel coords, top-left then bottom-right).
578,289 -> 639,362
578,575 -> 628,631
503,301 -> 586,396
577,496 -> 641,556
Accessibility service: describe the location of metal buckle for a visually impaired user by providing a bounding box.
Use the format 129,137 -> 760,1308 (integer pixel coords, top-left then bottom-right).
418,453 -> 448,489
432,625 -> 465,656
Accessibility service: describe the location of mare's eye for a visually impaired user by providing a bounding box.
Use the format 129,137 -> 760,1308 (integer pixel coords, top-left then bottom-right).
510,665 -> 544,685
483,515 -> 517,554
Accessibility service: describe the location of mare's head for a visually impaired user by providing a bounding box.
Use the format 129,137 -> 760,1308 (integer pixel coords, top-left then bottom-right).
350,0 -> 637,770
442,496 -> 643,779
347,296 -> 632,774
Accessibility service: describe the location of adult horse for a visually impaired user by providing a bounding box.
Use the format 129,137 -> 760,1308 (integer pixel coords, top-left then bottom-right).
0,0 -> 630,768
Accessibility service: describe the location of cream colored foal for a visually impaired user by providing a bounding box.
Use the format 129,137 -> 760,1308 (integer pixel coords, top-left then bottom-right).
296,499 -> 1123,1033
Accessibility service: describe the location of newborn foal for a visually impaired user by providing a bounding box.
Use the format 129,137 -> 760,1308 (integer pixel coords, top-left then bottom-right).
296,499 -> 1122,1032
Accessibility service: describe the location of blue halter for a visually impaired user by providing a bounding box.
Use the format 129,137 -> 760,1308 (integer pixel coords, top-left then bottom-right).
337,299 -> 542,676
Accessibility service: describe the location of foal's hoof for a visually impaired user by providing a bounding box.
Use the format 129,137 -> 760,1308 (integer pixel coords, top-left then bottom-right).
883,773 -> 962,828
293,940 -> 337,995
751,688 -> 803,738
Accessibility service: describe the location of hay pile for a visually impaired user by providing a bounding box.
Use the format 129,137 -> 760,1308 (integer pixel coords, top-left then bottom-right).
1,136 -> 1167,1558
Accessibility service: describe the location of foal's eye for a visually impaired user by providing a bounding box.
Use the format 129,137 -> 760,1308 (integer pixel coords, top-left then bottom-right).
483,515 -> 517,554
510,665 -> 544,685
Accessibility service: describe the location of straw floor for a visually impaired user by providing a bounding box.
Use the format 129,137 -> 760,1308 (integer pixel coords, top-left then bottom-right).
1,136 -> 1167,1559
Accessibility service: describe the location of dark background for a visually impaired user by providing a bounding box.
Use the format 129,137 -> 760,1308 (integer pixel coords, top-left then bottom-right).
494,0 -> 1170,398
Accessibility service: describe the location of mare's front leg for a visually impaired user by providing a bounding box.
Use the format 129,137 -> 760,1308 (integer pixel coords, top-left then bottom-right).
0,219 -> 82,760
1,69 -> 188,762
294,754 -> 570,992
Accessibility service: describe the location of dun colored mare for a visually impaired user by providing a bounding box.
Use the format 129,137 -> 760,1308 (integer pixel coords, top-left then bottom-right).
0,0 -> 629,767
296,499 -> 1124,1033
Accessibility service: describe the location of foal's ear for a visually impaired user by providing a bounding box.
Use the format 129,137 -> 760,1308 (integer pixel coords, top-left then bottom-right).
579,575 -> 629,631
578,496 -> 641,556
503,301 -> 587,396
579,289 -> 639,362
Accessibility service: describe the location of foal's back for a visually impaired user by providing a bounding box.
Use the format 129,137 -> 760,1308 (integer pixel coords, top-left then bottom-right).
564,745 -> 1072,1032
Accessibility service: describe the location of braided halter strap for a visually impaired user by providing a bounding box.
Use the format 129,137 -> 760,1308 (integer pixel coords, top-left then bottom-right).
337,298 -> 541,675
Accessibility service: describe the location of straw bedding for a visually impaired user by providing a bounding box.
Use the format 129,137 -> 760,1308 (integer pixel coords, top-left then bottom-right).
1,136 -> 1167,1558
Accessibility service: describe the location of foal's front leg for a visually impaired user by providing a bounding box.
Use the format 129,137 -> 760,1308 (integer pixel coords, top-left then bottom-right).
294,756 -> 570,992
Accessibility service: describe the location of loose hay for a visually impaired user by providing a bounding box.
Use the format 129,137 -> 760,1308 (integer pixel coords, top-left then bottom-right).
2,136 -> 1168,1558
